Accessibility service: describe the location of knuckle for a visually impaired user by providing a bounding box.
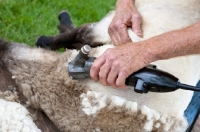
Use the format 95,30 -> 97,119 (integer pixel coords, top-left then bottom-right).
99,72 -> 106,79
120,69 -> 129,79
114,20 -> 123,27
107,57 -> 115,62
133,13 -> 142,21
105,48 -> 113,55
117,24 -> 126,31
112,61 -> 119,68
123,69 -> 129,76
108,25 -> 114,33
111,20 -> 123,29
91,63 -> 98,71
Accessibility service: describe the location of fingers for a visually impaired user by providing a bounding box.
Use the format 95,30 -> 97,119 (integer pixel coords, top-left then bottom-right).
90,55 -> 128,89
99,63 -> 111,86
108,22 -> 132,46
106,67 -> 128,89
90,56 -> 105,82
109,30 -> 121,46
100,67 -> 128,89
116,72 -> 128,89
132,13 -> 143,38
105,65 -> 118,88
108,15 -> 143,45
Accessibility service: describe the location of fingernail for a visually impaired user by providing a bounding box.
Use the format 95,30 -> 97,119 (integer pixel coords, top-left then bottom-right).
134,30 -> 143,38
136,31 -> 143,38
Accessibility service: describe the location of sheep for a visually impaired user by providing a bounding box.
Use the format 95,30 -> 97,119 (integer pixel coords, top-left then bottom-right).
1,0 -> 200,131
0,41 -> 60,132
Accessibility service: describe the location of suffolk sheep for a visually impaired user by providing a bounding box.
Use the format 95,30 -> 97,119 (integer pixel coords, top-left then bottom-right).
1,0 -> 200,131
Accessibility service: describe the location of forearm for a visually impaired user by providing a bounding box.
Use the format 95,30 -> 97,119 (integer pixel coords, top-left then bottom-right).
144,21 -> 200,62
116,0 -> 135,11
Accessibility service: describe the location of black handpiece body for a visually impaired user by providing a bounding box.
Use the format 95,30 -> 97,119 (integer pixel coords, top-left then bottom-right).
125,65 -> 179,93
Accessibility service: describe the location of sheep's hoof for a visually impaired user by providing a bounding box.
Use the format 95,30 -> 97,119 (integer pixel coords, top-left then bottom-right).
36,36 -> 53,49
58,10 -> 75,31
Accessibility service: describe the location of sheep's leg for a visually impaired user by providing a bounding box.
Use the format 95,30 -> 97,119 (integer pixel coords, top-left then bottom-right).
36,10 -> 77,50
36,10 -> 115,50
36,23 -> 104,50
57,10 -> 75,33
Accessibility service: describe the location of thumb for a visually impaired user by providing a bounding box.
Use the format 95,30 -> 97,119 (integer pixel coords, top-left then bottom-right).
132,16 -> 143,38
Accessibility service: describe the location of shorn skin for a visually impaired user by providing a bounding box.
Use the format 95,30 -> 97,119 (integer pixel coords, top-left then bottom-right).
1,0 -> 200,131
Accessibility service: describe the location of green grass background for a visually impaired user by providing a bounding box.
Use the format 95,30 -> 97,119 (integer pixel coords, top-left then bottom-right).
0,0 -> 116,46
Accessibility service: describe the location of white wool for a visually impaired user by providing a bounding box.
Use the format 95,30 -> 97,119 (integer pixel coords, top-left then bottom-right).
0,99 -> 41,132
155,123 -> 161,128
10,44 -> 57,63
81,91 -> 107,116
80,90 -> 188,131
94,128 -> 101,132
141,106 -> 157,131
1,0 -> 200,131
160,114 -> 168,124
84,1 -> 200,131
141,106 -> 153,120
81,97 -> 91,107
6,2 -> 197,129
92,11 -> 114,44
125,101 -> 138,113
144,119 -> 154,131
152,109 -> 161,121
163,117 -> 173,131
110,96 -> 126,107
127,28 -> 142,42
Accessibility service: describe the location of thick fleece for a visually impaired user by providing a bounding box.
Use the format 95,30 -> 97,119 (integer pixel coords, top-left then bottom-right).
0,98 -> 41,132
1,0 -> 200,131
0,42 -> 195,132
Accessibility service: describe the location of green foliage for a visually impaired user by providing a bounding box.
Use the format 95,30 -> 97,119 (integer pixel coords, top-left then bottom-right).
0,0 -> 115,46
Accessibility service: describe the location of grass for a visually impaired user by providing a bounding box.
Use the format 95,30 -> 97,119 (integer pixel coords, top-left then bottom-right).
0,0 -> 116,46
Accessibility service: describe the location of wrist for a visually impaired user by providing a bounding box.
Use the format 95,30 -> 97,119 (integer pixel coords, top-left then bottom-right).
127,42 -> 157,65
116,0 -> 135,11
143,35 -> 174,62
138,39 -> 160,64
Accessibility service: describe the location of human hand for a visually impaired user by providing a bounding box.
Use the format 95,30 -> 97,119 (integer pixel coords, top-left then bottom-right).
90,42 -> 152,89
108,0 -> 143,46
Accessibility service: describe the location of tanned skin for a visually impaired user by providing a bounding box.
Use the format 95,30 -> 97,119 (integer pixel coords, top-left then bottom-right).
108,0 -> 143,45
90,21 -> 200,88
